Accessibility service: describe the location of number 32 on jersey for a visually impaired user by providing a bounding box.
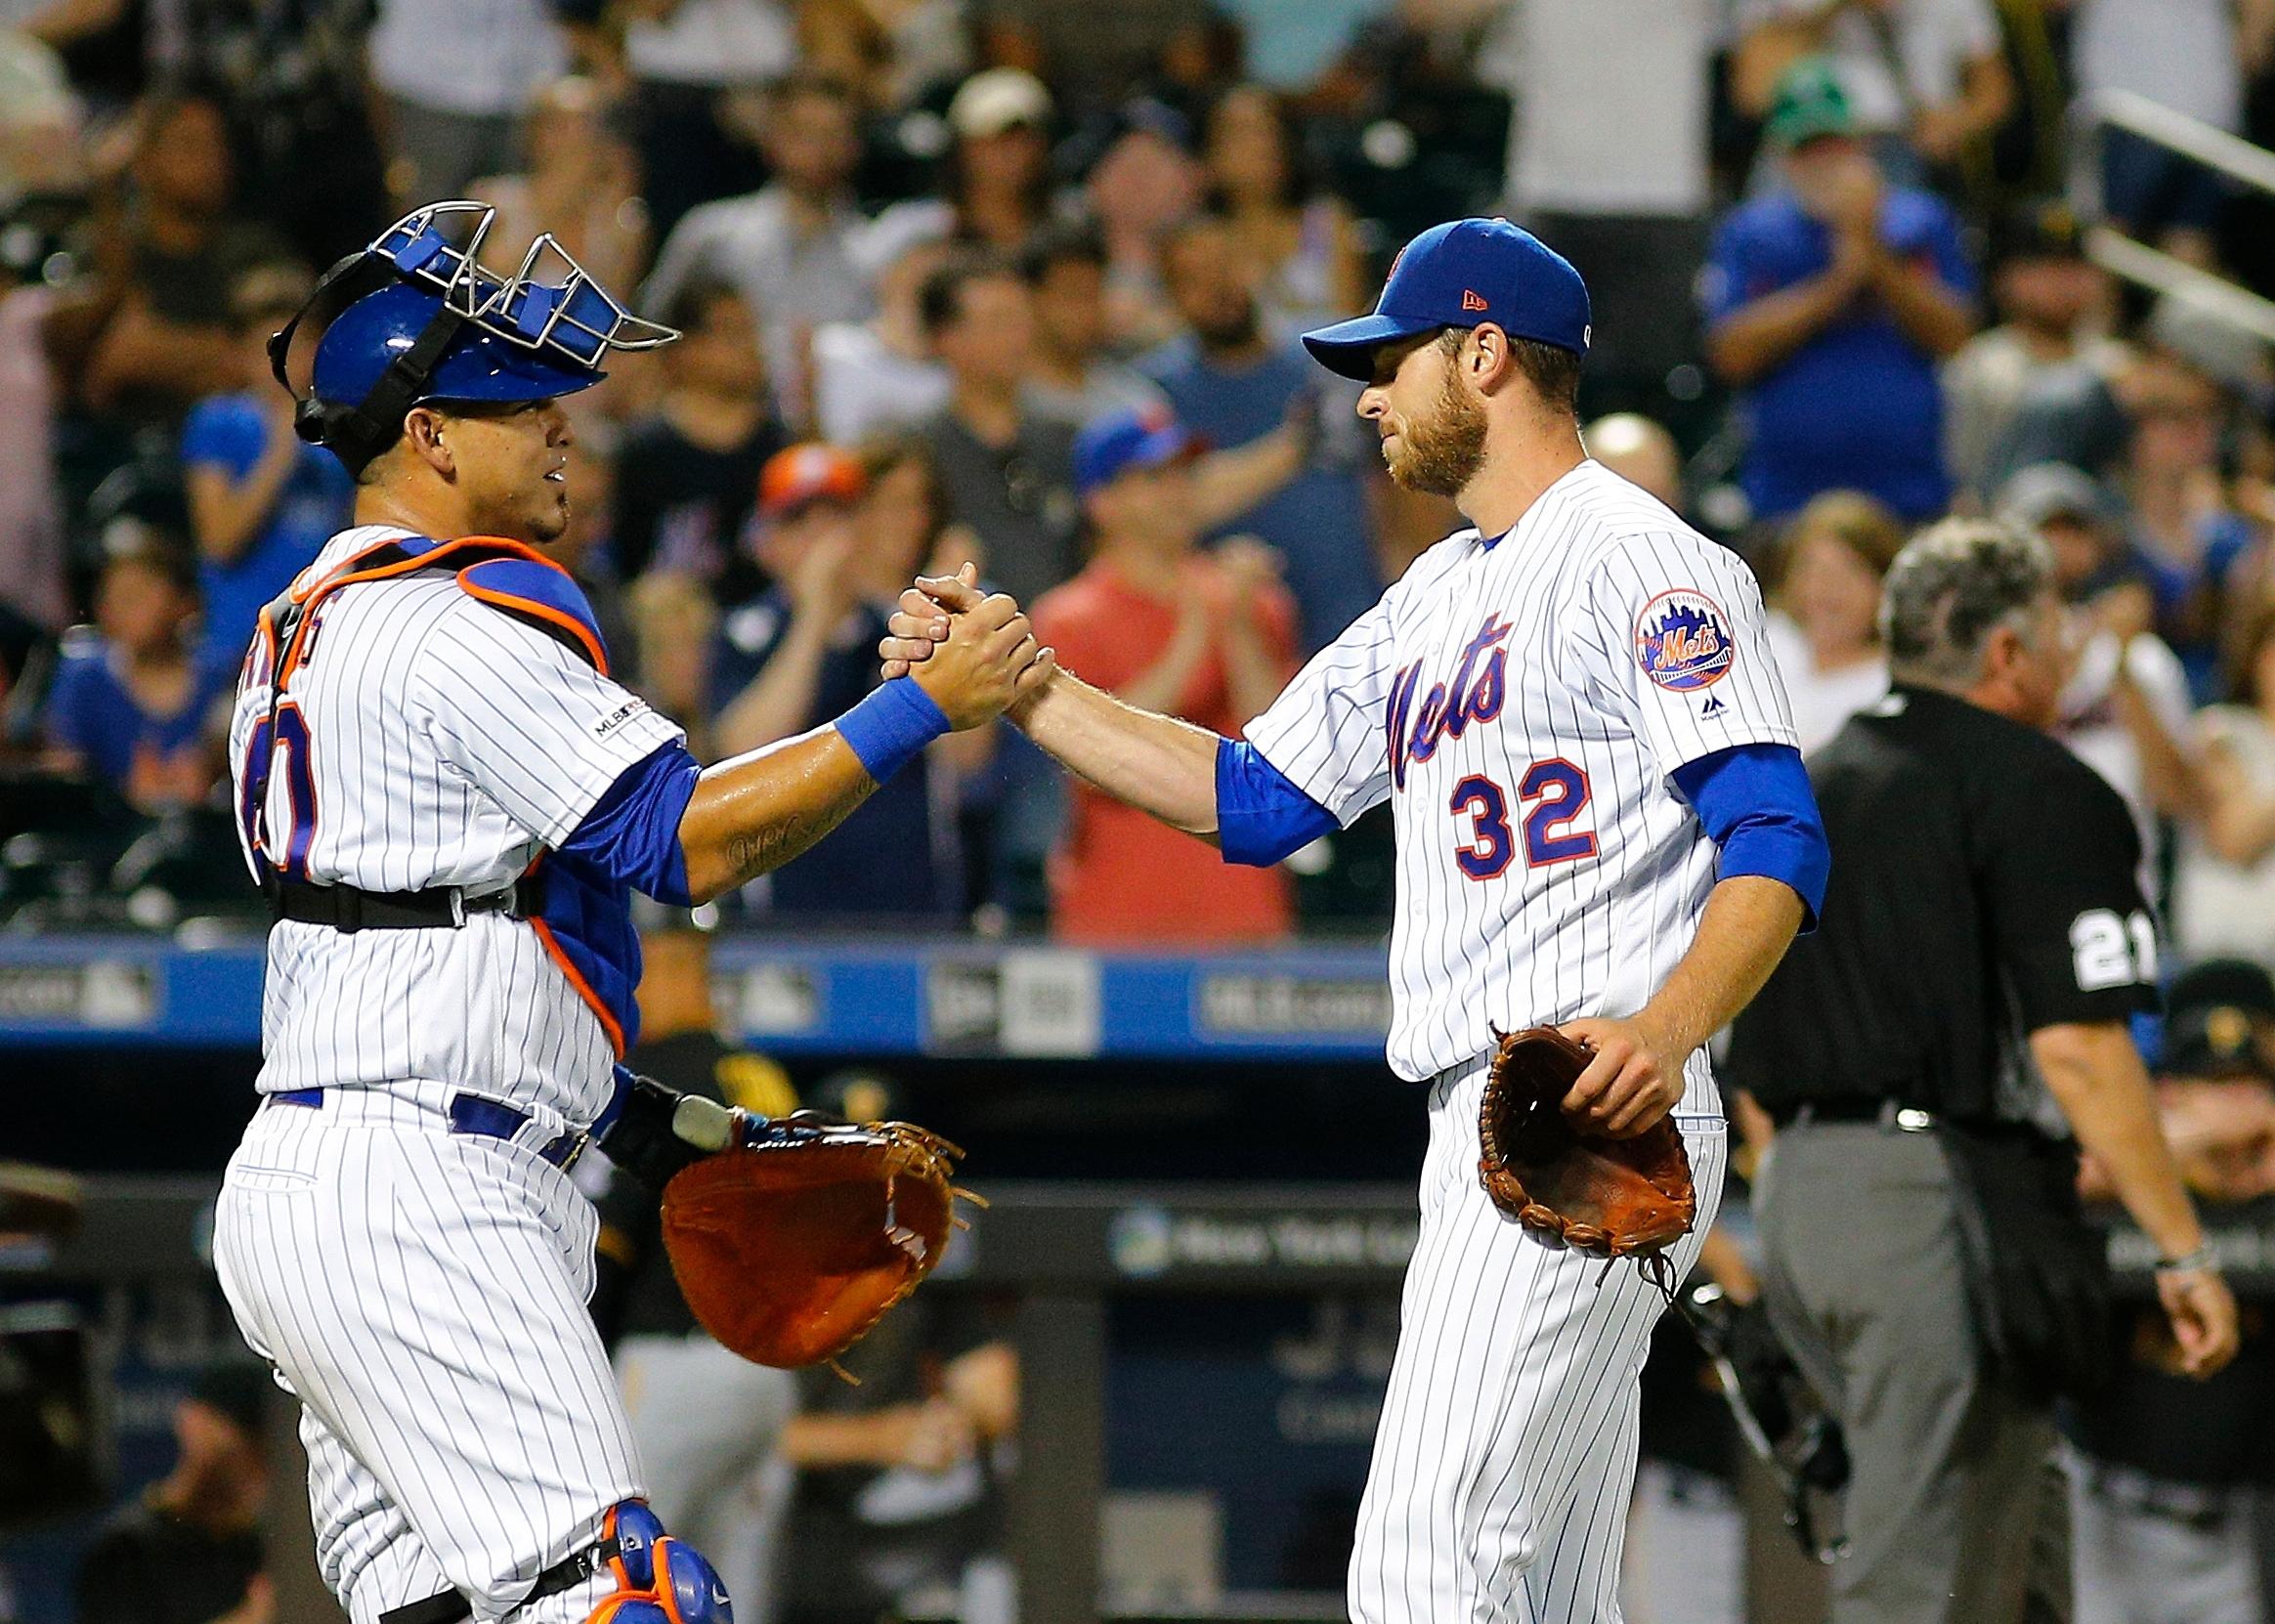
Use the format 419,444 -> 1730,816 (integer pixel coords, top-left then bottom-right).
1449,760 -> 1598,880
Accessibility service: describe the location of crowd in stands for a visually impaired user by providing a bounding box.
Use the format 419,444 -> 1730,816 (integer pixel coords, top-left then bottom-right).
4,0 -> 2275,962
12,5 -> 2275,1620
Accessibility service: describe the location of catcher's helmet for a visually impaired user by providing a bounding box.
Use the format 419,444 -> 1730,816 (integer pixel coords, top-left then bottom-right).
270,200 -> 676,476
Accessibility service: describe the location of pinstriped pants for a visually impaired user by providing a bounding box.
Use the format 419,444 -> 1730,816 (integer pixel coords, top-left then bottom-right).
1348,1057 -> 1728,1624
213,1088 -> 643,1623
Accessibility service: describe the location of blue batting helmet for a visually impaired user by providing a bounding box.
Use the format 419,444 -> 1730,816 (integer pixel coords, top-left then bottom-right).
272,200 -> 676,475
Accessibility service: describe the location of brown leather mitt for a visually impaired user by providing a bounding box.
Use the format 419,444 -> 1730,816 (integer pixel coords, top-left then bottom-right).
1478,1026 -> 1697,1284
661,1119 -> 973,1369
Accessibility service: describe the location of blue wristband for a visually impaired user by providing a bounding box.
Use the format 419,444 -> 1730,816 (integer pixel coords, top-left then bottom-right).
836,679 -> 952,784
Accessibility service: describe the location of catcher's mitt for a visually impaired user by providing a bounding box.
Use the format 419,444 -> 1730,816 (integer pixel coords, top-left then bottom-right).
661,1118 -> 976,1370
1478,1026 -> 1696,1289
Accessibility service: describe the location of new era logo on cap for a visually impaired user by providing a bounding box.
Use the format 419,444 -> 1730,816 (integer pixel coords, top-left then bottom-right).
1298,217 -> 1592,382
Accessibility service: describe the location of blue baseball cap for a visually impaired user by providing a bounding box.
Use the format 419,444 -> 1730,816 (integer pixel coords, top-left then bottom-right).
1073,406 -> 1197,496
1300,217 -> 1592,382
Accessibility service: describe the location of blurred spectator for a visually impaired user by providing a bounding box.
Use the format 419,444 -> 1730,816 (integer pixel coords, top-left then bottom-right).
2114,346 -> 2254,705
1764,490 -> 1904,753
871,68 -> 1057,255
1084,99 -> 1206,350
550,437 -> 641,685
915,251 -> 1079,608
795,0 -> 970,113
1584,412 -> 1686,510
1475,0 -> 1716,414
1017,220 -> 1168,425
2073,0 -> 2270,266
611,0 -> 796,244
1999,462 -> 2199,896
1144,212 -> 1380,652
1033,408 -> 1298,945
709,444 -> 961,919
2071,961 -> 2275,1624
975,0 -> 1214,125
1942,201 -> 2120,501
41,521 -> 231,813
181,260 -> 352,667
591,900 -> 800,1623
73,1361 -> 272,1624
152,0 -> 388,270
641,73 -> 873,429
859,431 -> 976,581
1702,61 -> 1976,526
472,76 -> 649,305
367,0 -> 566,204
627,565 -> 719,746
611,278 -> 788,591
1733,0 -> 2013,189
779,1070 -> 1015,1624
1202,84 -> 1364,332
0,205 -> 66,632
811,230 -> 953,445
2177,608 -> 2275,964
80,92 -> 285,423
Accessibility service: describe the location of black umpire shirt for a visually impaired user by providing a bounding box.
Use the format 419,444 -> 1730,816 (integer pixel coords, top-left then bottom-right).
1726,685 -> 2158,1121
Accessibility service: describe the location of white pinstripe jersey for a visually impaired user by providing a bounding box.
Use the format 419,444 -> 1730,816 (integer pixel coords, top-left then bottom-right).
227,526 -> 683,1125
1244,460 -> 1797,1091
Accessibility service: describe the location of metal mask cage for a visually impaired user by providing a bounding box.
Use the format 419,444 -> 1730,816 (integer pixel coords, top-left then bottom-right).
371,199 -> 678,368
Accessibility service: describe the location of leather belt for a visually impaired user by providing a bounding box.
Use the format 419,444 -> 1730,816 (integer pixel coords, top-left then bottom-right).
268,872 -> 544,932
1770,1099 -> 1939,1133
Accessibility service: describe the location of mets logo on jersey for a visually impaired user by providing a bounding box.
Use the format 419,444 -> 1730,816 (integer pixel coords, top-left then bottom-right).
1633,589 -> 1735,693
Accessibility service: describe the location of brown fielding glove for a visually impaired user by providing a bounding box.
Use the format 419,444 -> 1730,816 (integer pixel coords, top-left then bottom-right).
661,1118 -> 975,1369
1478,1026 -> 1697,1290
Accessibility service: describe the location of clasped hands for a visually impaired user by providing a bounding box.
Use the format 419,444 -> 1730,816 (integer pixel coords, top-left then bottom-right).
889,564 -> 1058,728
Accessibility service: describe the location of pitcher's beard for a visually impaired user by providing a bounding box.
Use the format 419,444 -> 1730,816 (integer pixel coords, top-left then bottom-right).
1387,374 -> 1487,497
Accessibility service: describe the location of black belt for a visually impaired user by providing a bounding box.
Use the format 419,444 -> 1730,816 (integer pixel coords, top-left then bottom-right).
1769,1098 -> 1940,1132
377,1518 -> 634,1624
268,872 -> 544,932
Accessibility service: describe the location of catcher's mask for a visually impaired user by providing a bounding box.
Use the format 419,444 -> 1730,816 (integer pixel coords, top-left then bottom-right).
269,200 -> 678,477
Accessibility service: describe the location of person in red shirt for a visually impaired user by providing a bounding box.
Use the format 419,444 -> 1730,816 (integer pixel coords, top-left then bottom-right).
1033,407 -> 1300,944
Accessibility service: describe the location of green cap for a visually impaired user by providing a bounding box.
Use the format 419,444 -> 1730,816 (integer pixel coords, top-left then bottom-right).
1766,58 -> 1856,150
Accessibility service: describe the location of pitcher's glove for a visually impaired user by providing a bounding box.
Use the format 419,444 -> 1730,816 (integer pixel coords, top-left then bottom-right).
1479,1026 -> 1697,1290
660,1112 -> 977,1369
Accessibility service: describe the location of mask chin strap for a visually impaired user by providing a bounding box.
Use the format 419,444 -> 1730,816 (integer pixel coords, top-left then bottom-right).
267,252 -> 471,478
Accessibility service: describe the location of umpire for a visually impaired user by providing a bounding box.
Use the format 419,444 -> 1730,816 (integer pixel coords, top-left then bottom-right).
1726,519 -> 2239,1624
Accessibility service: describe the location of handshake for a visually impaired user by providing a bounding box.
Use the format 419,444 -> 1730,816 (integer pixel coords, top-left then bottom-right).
876,564 -> 1057,729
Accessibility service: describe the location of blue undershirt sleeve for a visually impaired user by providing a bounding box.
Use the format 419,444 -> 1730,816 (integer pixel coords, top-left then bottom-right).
1216,738 -> 1341,868
559,740 -> 703,905
1668,742 -> 1829,931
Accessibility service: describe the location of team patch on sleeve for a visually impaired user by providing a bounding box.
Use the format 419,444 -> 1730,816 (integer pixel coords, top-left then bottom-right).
1633,588 -> 1736,693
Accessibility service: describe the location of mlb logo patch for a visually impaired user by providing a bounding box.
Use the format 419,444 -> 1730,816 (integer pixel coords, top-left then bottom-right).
1633,589 -> 1735,692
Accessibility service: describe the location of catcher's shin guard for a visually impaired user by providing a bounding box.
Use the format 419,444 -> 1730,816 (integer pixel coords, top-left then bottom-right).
580,1500 -> 733,1624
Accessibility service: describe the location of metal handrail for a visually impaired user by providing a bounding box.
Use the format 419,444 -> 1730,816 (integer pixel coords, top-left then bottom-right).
2078,89 -> 2275,345
2093,88 -> 2275,197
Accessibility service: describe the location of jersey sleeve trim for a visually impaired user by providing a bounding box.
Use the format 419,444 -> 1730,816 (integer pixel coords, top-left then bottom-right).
1670,743 -> 1829,928
1216,738 -> 1340,866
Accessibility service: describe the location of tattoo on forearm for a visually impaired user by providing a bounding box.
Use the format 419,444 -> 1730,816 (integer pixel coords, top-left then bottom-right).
721,783 -> 877,887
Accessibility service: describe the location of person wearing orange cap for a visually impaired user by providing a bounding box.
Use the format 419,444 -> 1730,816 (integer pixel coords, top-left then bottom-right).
707,442 -> 961,919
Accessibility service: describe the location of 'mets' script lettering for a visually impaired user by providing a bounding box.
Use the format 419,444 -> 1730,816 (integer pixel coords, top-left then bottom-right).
1387,616 -> 1515,791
